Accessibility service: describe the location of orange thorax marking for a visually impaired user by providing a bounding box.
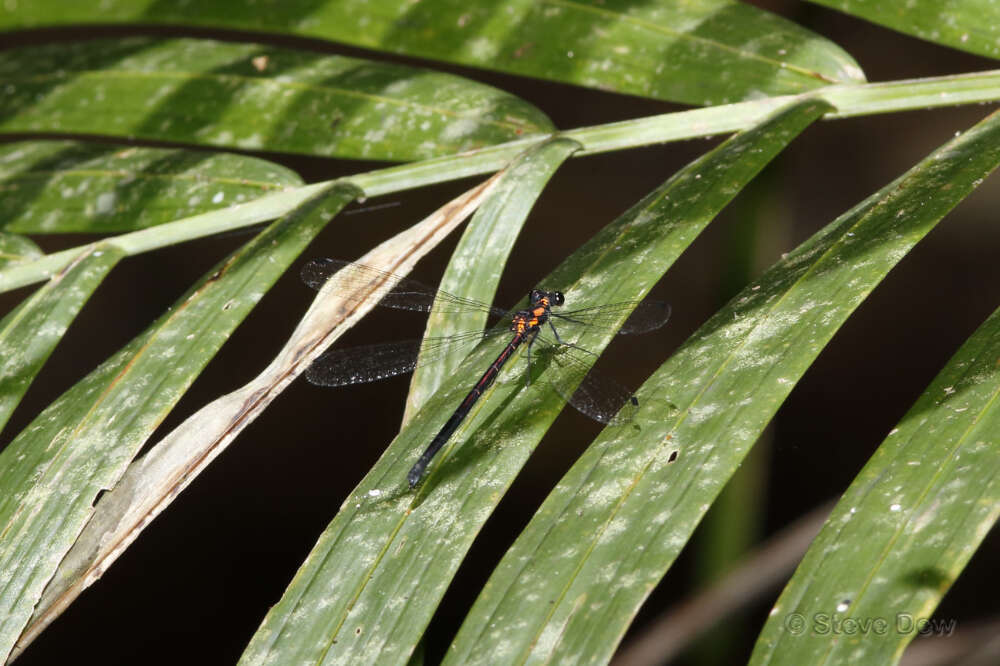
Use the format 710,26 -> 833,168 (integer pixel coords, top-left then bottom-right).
512,297 -> 550,335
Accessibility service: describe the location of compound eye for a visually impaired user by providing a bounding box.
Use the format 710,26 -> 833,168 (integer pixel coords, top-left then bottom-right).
552,291 -> 565,306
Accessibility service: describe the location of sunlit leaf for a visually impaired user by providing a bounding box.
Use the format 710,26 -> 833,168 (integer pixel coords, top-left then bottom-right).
0,141 -> 302,232
0,38 -> 553,161
809,0 -> 1000,60
446,108 -> 1000,665
0,232 -> 41,268
239,99 -> 828,665
0,1 -> 865,105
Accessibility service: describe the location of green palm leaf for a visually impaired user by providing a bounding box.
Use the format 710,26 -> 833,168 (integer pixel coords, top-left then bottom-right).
750,308 -> 1000,663
406,137 -> 581,416
0,184 -> 357,662
0,232 -> 41,268
239,99 -> 827,665
0,38 -> 551,160
0,3 -> 997,665
809,0 -> 1000,60
0,140 -> 302,232
446,107 -> 1000,666
0,245 -> 123,433
0,1 -> 864,105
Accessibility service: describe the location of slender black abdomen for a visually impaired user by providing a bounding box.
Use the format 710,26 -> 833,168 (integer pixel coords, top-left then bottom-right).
407,332 -> 527,487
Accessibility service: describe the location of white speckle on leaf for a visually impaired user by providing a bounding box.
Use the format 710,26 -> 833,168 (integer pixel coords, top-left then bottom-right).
96,192 -> 116,214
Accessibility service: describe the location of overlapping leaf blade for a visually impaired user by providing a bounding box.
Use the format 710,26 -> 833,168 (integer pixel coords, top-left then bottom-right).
7,176 -> 498,659
405,137 -> 581,418
0,183 -> 358,662
0,141 -> 302,232
809,0 -> 1000,60
0,244 -> 123,434
239,99 -> 828,665
0,1 -> 865,106
445,108 -> 1000,665
0,233 -> 40,268
750,305 -> 1000,664
0,38 -> 552,161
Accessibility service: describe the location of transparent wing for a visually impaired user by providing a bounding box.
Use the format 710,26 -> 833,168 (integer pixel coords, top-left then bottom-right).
301,259 -> 505,318
305,328 -> 509,387
553,300 -> 671,335
538,339 -> 640,426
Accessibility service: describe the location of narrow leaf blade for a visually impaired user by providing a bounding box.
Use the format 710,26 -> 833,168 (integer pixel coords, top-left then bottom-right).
809,0 -> 1000,60
0,38 -> 553,160
405,137 -> 581,418
0,1 -> 865,105
9,178 -> 498,657
0,233 -> 41,268
239,100 -> 829,666
750,306 -> 1000,664
0,141 -> 302,233
0,244 -> 124,434
0,183 -> 358,662
446,108 -> 1000,665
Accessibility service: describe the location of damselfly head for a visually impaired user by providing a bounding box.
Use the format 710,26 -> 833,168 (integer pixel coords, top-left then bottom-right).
530,289 -> 564,307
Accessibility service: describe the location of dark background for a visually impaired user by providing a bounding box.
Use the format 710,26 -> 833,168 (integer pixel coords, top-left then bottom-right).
2,1 -> 998,664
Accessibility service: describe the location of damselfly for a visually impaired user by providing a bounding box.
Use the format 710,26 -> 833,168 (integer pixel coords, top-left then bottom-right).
302,259 -> 670,487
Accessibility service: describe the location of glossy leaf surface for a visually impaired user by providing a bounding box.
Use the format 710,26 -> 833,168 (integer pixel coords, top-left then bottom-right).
0,141 -> 302,232
810,0 -> 1000,60
0,1 -> 865,105
0,38 -> 552,161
